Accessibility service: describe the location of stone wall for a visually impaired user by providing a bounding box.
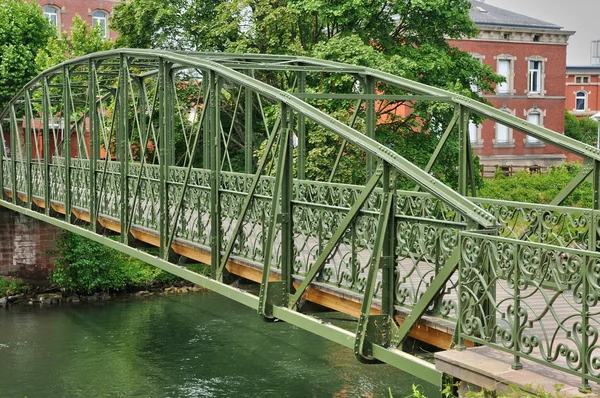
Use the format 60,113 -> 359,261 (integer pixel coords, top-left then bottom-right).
0,206 -> 61,283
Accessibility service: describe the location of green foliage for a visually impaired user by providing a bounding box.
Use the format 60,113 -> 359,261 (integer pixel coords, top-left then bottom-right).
36,15 -> 113,71
0,0 -> 54,109
110,0 -> 228,51
479,163 -> 592,207
50,231 -> 172,293
564,109 -> 598,146
0,277 -> 29,296
111,0 -> 500,187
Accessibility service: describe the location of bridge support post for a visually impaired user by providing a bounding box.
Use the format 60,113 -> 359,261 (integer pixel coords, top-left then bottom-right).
209,70 -> 222,280
158,60 -> 174,259
258,103 -> 292,318
63,65 -> 72,223
24,89 -> 32,210
42,76 -> 51,216
88,60 -> 98,231
354,162 -> 395,362
297,71 -> 306,180
118,55 -> 130,244
365,75 -> 376,179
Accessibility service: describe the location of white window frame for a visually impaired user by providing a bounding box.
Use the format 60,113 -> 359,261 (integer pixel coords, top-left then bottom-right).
493,108 -> 515,147
525,55 -> 547,96
523,108 -> 546,147
468,114 -> 483,148
92,10 -> 109,39
576,91 -> 587,111
42,6 -> 60,34
494,54 -> 516,95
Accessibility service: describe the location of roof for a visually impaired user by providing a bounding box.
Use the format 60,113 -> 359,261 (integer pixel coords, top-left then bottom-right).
567,66 -> 600,73
469,0 -> 562,30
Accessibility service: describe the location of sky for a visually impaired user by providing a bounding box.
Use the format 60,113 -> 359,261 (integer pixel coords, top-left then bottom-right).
483,0 -> 600,66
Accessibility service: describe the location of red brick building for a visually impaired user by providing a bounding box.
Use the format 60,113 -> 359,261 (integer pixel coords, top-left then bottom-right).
448,0 -> 574,173
566,66 -> 600,118
37,0 -> 120,40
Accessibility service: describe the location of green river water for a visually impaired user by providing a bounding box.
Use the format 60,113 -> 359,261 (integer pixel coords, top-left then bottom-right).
0,292 -> 437,397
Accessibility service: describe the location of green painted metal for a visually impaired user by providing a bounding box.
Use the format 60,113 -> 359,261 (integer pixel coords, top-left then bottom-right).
6,49 -> 600,390
288,168 -> 383,310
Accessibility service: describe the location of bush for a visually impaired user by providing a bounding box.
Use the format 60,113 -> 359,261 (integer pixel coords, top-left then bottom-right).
0,278 -> 29,296
478,163 -> 592,207
50,232 -> 174,294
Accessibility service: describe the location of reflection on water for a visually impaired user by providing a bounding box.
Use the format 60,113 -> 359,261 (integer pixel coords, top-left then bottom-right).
0,292 -> 436,397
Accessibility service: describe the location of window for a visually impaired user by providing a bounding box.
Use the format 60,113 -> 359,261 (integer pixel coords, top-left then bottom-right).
494,55 -> 516,95
469,121 -> 477,143
42,6 -> 59,29
494,108 -> 514,147
575,76 -> 590,84
496,123 -> 509,143
526,112 -> 540,143
528,60 -> 542,94
576,91 -> 587,111
92,11 -> 108,39
497,60 -> 510,94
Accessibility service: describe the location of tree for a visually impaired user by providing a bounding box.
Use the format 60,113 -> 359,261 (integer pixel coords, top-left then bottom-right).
111,0 -> 501,187
36,15 -> 113,71
564,109 -> 598,147
0,0 -> 54,109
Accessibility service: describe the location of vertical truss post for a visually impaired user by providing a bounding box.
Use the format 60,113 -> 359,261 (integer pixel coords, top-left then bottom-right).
365,76 -> 376,178
297,71 -> 306,180
158,60 -> 170,258
118,55 -> 130,243
42,77 -> 51,215
458,105 -> 468,196
593,160 -> 600,211
202,76 -> 210,170
511,240 -> 522,370
209,70 -> 222,279
88,60 -> 99,231
245,73 -> 253,174
280,104 -> 294,300
381,165 -> 396,317
9,104 -> 17,203
590,160 -> 600,253
24,90 -> 32,209
355,163 -> 394,361
63,66 -> 72,221
258,103 -> 290,319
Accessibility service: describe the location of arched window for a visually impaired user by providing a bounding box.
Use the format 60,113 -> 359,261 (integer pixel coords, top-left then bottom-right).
92,11 -> 108,39
576,91 -> 587,111
42,6 -> 59,29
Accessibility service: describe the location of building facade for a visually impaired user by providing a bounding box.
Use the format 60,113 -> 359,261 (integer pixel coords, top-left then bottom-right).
566,66 -> 600,118
37,0 -> 120,40
448,0 -> 574,174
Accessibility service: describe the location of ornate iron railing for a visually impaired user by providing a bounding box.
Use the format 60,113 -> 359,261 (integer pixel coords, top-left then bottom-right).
458,231 -> 600,390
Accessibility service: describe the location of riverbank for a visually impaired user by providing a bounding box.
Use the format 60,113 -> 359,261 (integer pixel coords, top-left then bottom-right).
0,276 -> 207,309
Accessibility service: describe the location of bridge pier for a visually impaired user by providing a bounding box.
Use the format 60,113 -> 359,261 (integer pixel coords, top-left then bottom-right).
0,205 -> 61,283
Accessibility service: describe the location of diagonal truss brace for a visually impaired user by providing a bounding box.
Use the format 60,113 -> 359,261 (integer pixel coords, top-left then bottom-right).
288,167 -> 384,310
391,247 -> 460,347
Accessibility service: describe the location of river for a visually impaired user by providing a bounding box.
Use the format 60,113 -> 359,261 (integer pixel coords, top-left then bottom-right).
0,292 -> 437,397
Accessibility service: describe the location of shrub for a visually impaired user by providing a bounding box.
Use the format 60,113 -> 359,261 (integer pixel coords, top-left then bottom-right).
50,232 -> 172,293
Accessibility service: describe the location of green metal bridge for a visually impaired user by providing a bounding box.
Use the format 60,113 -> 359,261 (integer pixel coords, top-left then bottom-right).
2,49 -> 600,392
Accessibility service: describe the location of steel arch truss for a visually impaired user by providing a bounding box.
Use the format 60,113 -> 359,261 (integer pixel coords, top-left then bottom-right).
3,49 -> 600,389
